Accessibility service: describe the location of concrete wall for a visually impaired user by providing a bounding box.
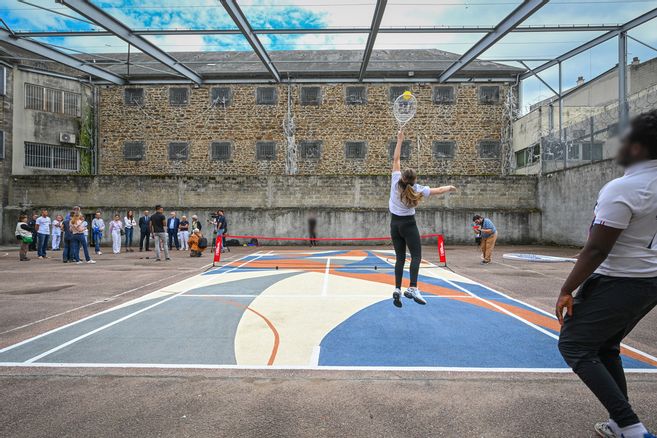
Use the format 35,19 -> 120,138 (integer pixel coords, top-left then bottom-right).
2,174 -> 539,245
99,82 -> 512,176
537,159 -> 622,245
11,69 -> 92,175
0,63 -> 12,242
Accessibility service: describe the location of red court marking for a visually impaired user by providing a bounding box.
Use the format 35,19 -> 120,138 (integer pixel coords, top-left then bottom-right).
202,297 -> 280,366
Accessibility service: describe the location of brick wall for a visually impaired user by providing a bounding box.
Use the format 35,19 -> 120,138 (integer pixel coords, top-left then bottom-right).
99,83 -> 511,176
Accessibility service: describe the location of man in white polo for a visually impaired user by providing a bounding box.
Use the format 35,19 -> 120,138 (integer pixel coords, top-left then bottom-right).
556,110 -> 657,438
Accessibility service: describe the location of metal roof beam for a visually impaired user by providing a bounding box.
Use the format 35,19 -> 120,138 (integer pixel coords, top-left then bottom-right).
359,0 -> 387,81
56,0 -> 202,84
0,29 -> 126,84
520,7 -> 657,80
220,0 -> 280,82
439,0 -> 548,82
14,24 -> 624,38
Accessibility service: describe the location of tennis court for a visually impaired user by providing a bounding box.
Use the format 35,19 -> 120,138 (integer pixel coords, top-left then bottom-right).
1,247 -> 656,371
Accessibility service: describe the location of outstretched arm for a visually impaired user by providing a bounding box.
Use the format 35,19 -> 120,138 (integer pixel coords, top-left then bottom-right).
392,130 -> 403,172
429,185 -> 456,196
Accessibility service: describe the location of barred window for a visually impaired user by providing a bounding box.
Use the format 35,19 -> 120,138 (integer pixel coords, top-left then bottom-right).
124,88 -> 144,105
24,142 -> 79,171
299,140 -> 322,159
388,140 -> 411,159
211,87 -> 231,106
123,141 -> 145,161
478,140 -> 501,159
433,86 -> 454,104
211,141 -> 231,160
168,142 -> 189,160
345,141 -> 366,159
389,86 -> 410,103
300,87 -> 321,106
169,88 -> 189,106
582,142 -> 604,161
25,83 -> 81,116
567,143 -> 581,160
432,141 -> 456,159
0,66 -> 6,96
256,141 -> 276,160
345,86 -> 367,105
256,87 -> 277,105
479,86 -> 500,105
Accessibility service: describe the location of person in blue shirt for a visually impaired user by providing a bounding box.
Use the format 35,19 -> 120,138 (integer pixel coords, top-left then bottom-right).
473,215 -> 497,264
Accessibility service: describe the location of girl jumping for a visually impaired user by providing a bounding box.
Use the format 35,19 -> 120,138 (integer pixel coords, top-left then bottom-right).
390,130 -> 456,307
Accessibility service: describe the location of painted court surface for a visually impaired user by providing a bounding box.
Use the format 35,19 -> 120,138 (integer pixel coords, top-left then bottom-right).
1,248 -> 656,371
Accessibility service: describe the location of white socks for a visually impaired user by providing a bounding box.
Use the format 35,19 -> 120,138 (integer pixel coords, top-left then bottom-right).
618,421 -> 648,438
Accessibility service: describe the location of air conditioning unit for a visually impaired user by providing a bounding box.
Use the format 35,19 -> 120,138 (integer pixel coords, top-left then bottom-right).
59,132 -> 76,144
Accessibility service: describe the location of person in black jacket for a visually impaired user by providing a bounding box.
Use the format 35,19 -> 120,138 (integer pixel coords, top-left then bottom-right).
139,210 -> 150,252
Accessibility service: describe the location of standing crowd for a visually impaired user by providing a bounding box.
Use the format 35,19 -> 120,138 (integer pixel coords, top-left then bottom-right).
15,206 -> 231,262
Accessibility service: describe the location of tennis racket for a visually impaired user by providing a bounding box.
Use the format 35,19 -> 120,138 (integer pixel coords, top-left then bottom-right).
392,91 -> 417,129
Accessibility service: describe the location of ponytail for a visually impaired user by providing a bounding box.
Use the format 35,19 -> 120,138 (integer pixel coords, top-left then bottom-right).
397,168 -> 423,208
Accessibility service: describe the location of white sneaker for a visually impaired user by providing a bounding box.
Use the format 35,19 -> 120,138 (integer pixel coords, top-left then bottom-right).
595,422 -> 618,437
87,260 -> 96,264
97,251 -> 103,255
392,288 -> 402,308
76,261 -> 83,264
404,287 -> 427,305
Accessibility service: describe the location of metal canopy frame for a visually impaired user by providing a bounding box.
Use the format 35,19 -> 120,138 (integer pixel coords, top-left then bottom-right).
2,2 -> 656,87
56,0 -> 203,84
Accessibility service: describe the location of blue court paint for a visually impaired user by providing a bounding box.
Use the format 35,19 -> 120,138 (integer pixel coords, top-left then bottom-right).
318,297 -> 655,369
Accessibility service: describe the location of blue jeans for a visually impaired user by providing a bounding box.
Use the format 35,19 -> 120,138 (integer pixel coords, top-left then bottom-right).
168,229 -> 179,250
93,230 -> 102,253
125,227 -> 134,248
62,237 -> 72,262
37,233 -> 49,257
71,234 -> 91,262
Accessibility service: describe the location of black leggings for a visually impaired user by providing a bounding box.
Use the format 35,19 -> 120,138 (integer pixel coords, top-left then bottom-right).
390,213 -> 422,289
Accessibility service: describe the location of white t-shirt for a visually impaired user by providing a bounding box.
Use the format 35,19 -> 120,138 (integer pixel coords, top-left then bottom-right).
35,216 -> 51,235
593,159 -> 657,278
389,171 -> 430,216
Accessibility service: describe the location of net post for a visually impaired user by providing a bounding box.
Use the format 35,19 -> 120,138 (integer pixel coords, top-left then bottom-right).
212,235 -> 223,267
437,234 -> 447,267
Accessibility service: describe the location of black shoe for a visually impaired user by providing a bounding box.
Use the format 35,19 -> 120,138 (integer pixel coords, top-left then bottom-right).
393,289 -> 402,308
165,257 -> 171,261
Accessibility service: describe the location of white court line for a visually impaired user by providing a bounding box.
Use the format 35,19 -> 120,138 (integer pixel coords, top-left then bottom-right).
321,257 -> 331,297
180,294 -> 476,299
309,346 -> 321,367
0,266 -> 213,337
22,252 -> 268,364
0,251 -> 262,356
1,361 -> 656,374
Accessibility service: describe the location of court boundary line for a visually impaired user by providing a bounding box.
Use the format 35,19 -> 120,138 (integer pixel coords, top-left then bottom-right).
0,251 -> 264,356
179,294 -> 477,299
0,362 -> 656,374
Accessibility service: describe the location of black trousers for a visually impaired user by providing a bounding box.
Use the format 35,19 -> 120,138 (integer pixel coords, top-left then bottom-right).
309,229 -> 317,246
168,229 -> 180,249
558,274 -> 657,427
390,213 -> 422,289
140,231 -> 150,251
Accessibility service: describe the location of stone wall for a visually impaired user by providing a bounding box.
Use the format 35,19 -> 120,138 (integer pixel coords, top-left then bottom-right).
2,173 -> 539,244
99,83 -> 511,176
537,159 -> 622,245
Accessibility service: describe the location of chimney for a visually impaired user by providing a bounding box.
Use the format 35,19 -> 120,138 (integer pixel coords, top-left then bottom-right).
632,56 -> 640,65
576,76 -> 585,86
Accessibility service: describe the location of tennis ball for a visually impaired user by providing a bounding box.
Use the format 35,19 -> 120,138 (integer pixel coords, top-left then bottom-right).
402,91 -> 412,100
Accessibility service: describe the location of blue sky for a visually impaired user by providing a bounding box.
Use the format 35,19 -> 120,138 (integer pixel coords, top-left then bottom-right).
1,0 -> 657,111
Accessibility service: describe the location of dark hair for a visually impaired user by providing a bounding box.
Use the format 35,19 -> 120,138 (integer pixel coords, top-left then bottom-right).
472,215 -> 483,222
155,204 -> 162,210
628,109 -> 657,159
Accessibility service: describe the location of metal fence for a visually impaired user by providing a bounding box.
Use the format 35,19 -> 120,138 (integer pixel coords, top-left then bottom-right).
24,142 -> 79,171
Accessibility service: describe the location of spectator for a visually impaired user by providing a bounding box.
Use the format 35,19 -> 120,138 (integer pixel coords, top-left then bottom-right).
308,214 -> 318,247
70,213 -> 95,264
109,214 -> 123,254
188,229 -> 206,257
179,216 -> 190,251
51,214 -> 63,251
149,205 -> 170,262
472,221 -> 482,247
35,209 -> 51,259
215,209 -> 229,253
191,215 -> 202,233
139,210 -> 151,252
124,210 -> 136,252
15,214 -> 34,261
473,215 -> 497,264
167,211 -> 180,250
92,212 -> 105,255
62,211 -> 74,263
65,206 -> 81,221
27,213 -> 38,252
